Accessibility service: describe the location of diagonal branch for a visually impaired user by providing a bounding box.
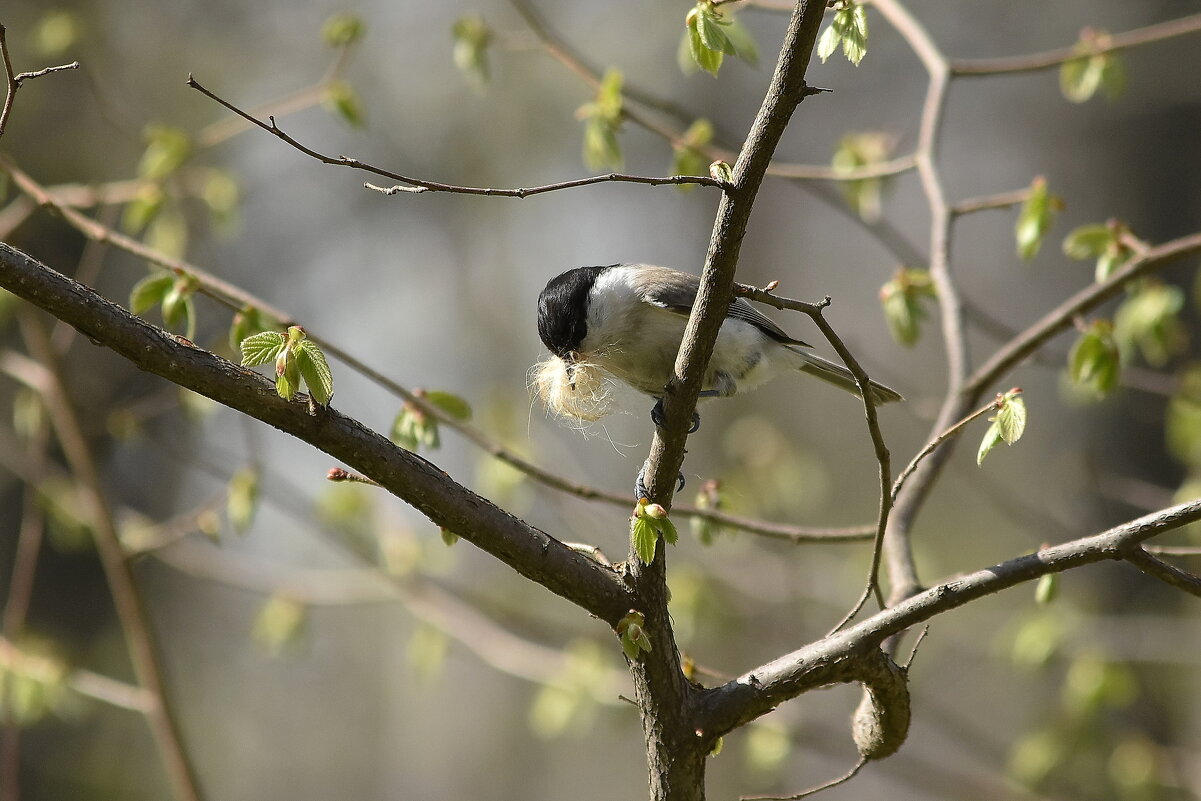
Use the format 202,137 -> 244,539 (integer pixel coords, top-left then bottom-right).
1123,547 -> 1201,599
697,496 -> 1201,737
950,12 -> 1201,76
0,242 -> 634,627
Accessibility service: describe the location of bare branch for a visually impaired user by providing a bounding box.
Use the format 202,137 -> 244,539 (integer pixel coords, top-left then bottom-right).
950,12 -> 1201,76
0,24 -> 80,137
1124,547 -> 1201,599
732,284 -> 893,622
186,75 -> 730,196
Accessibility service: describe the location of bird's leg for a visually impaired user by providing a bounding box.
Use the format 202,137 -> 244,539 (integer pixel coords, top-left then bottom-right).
635,460 -> 686,501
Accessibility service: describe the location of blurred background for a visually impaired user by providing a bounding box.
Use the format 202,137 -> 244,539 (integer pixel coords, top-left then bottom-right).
1,0 -> 1199,798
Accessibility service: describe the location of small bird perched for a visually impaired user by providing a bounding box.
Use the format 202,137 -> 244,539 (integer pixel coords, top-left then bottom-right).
534,263 -> 902,428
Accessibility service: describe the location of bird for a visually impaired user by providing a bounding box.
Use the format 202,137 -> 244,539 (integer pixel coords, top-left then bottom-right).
534,263 -> 902,429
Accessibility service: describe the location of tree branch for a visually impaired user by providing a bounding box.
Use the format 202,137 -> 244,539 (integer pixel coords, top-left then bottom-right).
698,496 -> 1201,737
0,242 -> 635,627
949,12 -> 1201,76
186,76 -> 731,196
1124,547 -> 1201,599
0,23 -> 80,137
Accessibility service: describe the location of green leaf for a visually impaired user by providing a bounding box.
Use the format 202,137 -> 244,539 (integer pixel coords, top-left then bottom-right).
121,184 -> 164,234
160,276 -> 197,335
695,8 -> 735,56
820,4 -> 868,65
1059,31 -> 1124,104
1095,243 -> 1131,283
439,528 -> 460,547
229,306 -> 275,353
995,393 -> 1027,444
129,272 -> 174,315
978,390 -> 1026,465
842,3 -> 869,65
1114,281 -> 1185,367
1060,54 -> 1105,103
252,594 -> 307,656
816,20 -> 841,63
879,268 -> 935,347
452,15 -> 491,90
276,352 -> 300,400
202,169 -> 241,229
295,341 -> 334,406
1062,223 -> 1114,260
1034,573 -> 1058,605
686,11 -> 723,76
976,421 -> 1004,466
615,611 -> 651,660
1015,177 -> 1062,260
239,331 -> 286,367
582,117 -> 622,170
832,132 -> 893,222
322,81 -> 365,128
391,404 -> 440,451
227,466 -> 260,534
424,390 -> 472,421
723,16 -> 759,67
631,515 -> 658,565
1167,366 -> 1201,468
1068,320 -> 1121,397
322,12 -> 365,47
33,10 -> 82,57
671,118 -> 714,189
137,125 -> 192,180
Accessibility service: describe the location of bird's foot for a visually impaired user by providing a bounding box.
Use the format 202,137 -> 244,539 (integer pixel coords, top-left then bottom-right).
650,397 -> 702,433
634,460 -> 686,501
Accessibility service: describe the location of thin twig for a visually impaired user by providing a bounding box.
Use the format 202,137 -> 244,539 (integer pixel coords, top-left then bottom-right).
950,12 -> 1201,76
950,186 -> 1034,217
0,23 -> 80,137
1123,547 -> 1201,598
890,393 -> 1013,501
742,757 -> 867,800
186,75 -> 731,196
732,285 -> 893,623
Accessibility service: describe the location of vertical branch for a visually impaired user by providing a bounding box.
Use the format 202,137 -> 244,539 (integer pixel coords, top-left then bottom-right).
16,312 -> 203,801
627,3 -> 831,799
867,0 -> 970,605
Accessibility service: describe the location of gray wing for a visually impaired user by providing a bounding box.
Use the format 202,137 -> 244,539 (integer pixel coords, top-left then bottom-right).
635,265 -> 811,347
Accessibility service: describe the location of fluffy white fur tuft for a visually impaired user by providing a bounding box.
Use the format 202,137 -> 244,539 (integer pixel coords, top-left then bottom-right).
530,355 -> 617,423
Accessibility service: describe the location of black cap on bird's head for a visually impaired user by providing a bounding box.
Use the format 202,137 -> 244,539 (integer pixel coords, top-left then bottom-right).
537,265 -> 612,360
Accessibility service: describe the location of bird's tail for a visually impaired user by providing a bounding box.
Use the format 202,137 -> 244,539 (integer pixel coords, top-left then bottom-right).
790,348 -> 903,405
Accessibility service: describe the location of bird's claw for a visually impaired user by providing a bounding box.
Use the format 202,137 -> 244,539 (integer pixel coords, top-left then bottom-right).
634,461 -> 686,501
650,398 -> 701,434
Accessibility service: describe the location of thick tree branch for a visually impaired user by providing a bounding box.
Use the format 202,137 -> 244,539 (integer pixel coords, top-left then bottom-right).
0,242 -> 634,627
697,496 -> 1201,737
